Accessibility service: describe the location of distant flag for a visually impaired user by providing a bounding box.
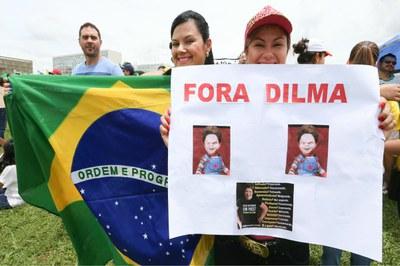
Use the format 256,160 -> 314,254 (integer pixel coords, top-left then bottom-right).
6,75 -> 214,265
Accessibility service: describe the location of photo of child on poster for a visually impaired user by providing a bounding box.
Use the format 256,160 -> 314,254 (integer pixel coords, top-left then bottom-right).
193,126 -> 230,175
236,182 -> 294,230
286,124 -> 329,177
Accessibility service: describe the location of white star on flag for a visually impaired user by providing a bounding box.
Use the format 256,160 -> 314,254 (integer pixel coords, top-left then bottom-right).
151,164 -> 156,169
80,189 -> 85,194
143,233 -> 148,239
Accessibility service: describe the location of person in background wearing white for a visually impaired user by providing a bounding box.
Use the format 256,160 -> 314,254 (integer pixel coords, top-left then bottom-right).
0,140 -> 24,210
293,38 -> 332,64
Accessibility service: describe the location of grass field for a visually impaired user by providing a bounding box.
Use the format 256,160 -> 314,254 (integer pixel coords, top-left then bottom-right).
0,205 -> 75,265
0,197 -> 398,265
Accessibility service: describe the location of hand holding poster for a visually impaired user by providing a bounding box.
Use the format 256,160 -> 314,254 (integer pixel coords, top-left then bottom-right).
168,64 -> 383,260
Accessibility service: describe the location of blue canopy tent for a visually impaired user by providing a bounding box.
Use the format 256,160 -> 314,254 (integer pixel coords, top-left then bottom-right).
379,34 -> 400,73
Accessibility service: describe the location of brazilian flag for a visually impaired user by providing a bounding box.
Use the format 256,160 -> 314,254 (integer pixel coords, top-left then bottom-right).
6,75 -> 214,265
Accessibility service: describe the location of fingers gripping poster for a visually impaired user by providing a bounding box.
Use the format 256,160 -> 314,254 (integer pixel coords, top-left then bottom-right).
168,64 -> 383,261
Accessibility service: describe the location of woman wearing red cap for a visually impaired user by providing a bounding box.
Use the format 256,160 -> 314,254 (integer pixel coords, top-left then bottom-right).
214,6 -> 312,264
160,5 -> 393,265
218,6 -> 392,265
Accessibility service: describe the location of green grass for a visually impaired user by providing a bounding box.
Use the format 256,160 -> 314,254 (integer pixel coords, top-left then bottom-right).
0,205 -> 76,265
0,197 -> 398,265
380,196 -> 400,265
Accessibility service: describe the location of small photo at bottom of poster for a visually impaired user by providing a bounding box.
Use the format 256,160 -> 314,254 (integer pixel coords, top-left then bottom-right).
236,182 -> 294,231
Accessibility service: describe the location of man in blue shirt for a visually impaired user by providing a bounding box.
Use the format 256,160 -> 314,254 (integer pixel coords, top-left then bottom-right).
378,53 -> 400,84
72,22 -> 123,76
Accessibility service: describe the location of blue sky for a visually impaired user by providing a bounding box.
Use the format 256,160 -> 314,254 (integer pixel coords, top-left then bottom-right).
1,0 -> 399,72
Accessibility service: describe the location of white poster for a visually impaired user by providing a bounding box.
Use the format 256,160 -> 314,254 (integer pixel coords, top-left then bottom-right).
168,64 -> 383,261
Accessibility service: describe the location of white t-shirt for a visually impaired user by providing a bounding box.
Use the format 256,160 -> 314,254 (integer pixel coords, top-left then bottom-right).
0,88 -> 4,108
0,165 -> 24,207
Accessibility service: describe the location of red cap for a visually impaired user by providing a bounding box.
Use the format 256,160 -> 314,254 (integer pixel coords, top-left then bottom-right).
245,5 -> 292,43
52,69 -> 62,75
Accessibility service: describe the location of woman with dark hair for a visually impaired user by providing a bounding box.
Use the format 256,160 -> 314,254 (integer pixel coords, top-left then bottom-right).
169,10 -> 214,66
0,139 -> 15,171
160,10 -> 214,145
293,38 -> 332,64
0,139 -> 24,210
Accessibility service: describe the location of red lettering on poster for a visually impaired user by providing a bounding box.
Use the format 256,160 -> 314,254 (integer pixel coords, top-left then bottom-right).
309,83 -> 328,102
266,83 -> 347,103
216,83 -> 232,102
328,83 -> 347,103
183,83 -> 250,103
184,83 -> 196,102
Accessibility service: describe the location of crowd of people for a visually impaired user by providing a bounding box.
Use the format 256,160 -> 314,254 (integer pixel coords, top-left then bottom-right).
0,3 -> 399,265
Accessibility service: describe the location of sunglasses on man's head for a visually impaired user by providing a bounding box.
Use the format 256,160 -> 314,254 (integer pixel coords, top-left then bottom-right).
384,60 -> 397,65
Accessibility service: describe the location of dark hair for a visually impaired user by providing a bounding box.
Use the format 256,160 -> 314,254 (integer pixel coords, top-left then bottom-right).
297,125 -> 319,143
121,62 -> 135,75
348,41 -> 379,66
202,126 -> 222,143
293,38 -> 322,64
170,10 -> 214,65
378,53 -> 397,64
243,184 -> 254,195
79,22 -> 101,40
0,139 -> 15,171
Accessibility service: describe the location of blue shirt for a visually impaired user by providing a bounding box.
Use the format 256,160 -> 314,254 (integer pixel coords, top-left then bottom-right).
72,57 -> 123,76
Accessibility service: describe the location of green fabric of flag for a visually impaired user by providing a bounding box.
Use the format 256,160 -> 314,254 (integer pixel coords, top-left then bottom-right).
6,75 -> 214,265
